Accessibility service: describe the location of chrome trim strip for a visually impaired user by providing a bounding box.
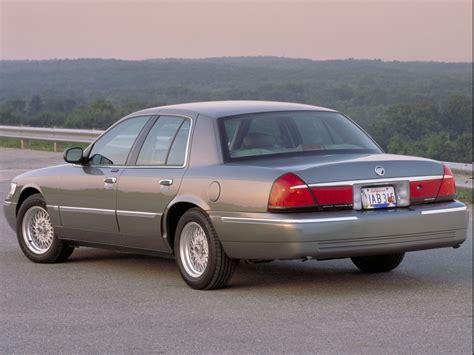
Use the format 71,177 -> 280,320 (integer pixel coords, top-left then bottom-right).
421,207 -> 467,215
300,175 -> 444,188
60,206 -> 115,215
221,216 -> 359,224
3,200 -> 16,207
116,210 -> 162,218
46,205 -> 59,211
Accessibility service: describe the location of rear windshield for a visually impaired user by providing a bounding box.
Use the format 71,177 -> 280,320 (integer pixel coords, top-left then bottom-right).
219,111 -> 381,160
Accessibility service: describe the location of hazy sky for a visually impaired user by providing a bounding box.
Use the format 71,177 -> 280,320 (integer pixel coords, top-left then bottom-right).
0,0 -> 472,62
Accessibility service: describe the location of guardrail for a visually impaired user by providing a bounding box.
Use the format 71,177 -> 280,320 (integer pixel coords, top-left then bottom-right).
0,125 -> 103,151
0,125 -> 472,189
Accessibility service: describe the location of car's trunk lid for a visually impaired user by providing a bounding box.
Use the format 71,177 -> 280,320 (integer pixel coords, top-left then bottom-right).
232,153 -> 444,184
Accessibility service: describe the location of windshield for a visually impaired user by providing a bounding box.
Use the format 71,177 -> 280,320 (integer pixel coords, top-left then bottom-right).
219,111 -> 381,160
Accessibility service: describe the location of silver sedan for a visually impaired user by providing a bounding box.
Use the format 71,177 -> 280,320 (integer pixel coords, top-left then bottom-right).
3,101 -> 469,289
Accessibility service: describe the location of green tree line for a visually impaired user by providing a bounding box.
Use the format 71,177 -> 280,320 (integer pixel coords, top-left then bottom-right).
0,57 -> 471,162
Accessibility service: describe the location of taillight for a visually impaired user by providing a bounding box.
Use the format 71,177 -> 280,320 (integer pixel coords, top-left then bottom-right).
268,173 -> 315,211
410,179 -> 442,204
268,173 -> 354,211
311,186 -> 353,209
436,163 -> 456,201
409,164 -> 457,204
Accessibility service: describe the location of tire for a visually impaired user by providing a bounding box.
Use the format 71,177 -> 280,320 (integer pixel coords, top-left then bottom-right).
16,193 -> 74,263
351,253 -> 405,273
175,208 -> 238,290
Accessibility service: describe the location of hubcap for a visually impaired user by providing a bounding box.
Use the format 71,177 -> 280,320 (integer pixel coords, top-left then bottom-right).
22,206 -> 54,254
179,222 -> 209,278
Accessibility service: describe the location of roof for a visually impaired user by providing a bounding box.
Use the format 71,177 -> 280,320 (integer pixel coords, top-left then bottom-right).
131,100 -> 335,119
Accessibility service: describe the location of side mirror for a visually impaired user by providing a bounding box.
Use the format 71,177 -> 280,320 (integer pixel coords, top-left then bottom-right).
63,147 -> 84,164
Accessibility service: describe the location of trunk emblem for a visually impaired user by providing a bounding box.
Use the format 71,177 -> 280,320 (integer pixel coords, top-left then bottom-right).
375,166 -> 385,176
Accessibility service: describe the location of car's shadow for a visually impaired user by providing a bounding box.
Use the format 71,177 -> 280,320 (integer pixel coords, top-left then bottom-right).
65,247 -> 461,294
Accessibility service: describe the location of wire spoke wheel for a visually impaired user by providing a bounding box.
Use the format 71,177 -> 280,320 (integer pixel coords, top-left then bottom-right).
179,221 -> 209,278
21,206 -> 54,255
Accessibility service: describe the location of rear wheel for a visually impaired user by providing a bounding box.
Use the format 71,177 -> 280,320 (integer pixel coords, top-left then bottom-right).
175,208 -> 238,290
351,253 -> 405,273
17,193 -> 74,263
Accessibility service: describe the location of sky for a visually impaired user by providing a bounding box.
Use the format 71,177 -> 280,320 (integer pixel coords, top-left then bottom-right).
0,0 -> 472,62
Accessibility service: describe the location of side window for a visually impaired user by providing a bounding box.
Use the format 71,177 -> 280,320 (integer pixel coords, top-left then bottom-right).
136,116 -> 190,166
167,120 -> 191,166
88,116 -> 150,166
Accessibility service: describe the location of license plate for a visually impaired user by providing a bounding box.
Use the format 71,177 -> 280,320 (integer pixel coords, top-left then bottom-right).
361,186 -> 397,209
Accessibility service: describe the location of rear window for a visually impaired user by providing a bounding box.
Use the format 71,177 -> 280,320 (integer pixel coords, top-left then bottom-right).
219,111 -> 381,160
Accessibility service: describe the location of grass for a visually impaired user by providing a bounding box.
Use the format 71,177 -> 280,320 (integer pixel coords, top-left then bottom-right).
0,137 -> 88,152
457,188 -> 473,205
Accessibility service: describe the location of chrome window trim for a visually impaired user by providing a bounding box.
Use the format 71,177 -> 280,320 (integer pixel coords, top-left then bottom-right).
421,206 -> 467,215
132,114 -> 194,169
290,175 -> 444,189
221,216 -> 359,224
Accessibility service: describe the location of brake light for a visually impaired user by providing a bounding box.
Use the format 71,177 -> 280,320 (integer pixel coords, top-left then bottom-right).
311,186 -> 353,208
268,173 -> 315,211
410,179 -> 442,203
436,163 -> 456,201
268,173 -> 354,211
409,164 -> 457,204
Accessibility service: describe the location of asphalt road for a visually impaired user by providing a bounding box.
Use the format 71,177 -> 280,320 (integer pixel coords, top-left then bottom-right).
0,148 -> 472,354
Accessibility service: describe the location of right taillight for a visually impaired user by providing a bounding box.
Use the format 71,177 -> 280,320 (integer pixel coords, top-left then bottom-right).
410,179 -> 442,204
410,163 -> 457,204
436,163 -> 456,201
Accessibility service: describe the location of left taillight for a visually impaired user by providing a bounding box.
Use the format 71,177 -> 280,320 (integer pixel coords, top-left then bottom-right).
268,173 -> 353,212
268,173 -> 316,211
311,186 -> 353,209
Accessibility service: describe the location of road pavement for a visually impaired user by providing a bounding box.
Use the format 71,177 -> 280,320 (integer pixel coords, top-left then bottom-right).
0,148 -> 472,354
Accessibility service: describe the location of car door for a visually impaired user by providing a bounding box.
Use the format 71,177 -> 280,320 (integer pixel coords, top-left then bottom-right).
59,116 -> 152,238
116,115 -> 192,251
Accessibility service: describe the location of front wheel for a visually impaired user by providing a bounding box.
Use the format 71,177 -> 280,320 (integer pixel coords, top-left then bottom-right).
175,208 -> 238,290
351,253 -> 405,273
17,193 -> 74,263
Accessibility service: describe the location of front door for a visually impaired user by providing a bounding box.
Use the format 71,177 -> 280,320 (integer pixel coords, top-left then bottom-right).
58,115 -> 152,236
116,115 -> 191,251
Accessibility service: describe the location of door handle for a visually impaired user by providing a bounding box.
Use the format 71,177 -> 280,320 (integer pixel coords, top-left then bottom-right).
159,179 -> 173,186
104,177 -> 117,184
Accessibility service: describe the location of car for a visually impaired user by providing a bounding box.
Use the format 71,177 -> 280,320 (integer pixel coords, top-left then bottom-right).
3,101 -> 469,289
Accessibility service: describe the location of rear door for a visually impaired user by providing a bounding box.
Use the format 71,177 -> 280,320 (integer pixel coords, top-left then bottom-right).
116,115 -> 192,251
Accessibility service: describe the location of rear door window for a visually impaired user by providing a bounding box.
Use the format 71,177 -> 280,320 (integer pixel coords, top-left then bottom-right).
136,116 -> 190,166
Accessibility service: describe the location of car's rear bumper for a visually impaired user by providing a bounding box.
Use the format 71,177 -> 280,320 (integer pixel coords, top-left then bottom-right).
210,201 -> 469,260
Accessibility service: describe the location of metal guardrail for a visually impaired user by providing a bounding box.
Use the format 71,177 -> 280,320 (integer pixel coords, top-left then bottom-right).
0,125 -> 103,151
444,162 -> 472,175
0,125 -> 472,189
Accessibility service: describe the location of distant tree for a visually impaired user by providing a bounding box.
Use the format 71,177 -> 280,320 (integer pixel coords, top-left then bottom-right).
6,99 -> 27,113
442,95 -> 472,137
28,96 -> 43,115
371,102 -> 441,149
